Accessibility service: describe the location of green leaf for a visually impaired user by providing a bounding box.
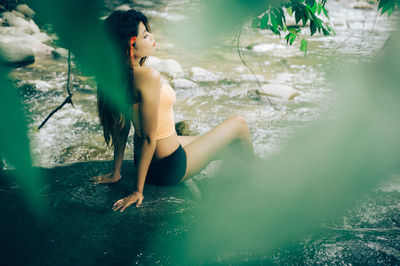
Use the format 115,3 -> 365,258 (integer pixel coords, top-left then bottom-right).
317,2 -> 322,15
260,13 -> 269,29
310,20 -> 316,36
311,0 -> 317,14
270,12 -> 278,30
0,65 -> 45,215
322,6 -> 329,19
289,33 -> 297,45
252,17 -> 261,28
300,38 -> 308,54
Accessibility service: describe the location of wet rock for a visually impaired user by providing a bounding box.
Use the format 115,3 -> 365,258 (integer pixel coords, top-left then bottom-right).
175,120 -> 199,136
0,160 -> 204,264
58,145 -> 110,164
0,36 -> 34,65
145,55 -> 161,68
0,34 -> 53,58
171,78 -> 198,89
1,11 -> 39,34
154,59 -> 183,76
52,47 -> 69,59
32,32 -> 52,44
11,10 -> 25,19
256,84 -> 300,100
15,4 -> 35,18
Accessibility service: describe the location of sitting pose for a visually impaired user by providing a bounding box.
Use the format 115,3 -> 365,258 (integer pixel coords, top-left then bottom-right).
91,9 -> 254,212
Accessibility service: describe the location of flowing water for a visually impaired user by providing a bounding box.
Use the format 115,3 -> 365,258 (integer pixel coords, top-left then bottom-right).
7,0 -> 400,264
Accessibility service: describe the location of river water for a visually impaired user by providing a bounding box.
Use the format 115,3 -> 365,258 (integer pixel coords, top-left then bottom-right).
7,0 -> 400,264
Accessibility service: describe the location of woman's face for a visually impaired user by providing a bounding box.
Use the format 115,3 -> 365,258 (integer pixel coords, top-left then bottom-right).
131,21 -> 156,59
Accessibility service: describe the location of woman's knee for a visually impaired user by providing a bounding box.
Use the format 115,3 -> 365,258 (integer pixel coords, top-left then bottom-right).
229,115 -> 249,137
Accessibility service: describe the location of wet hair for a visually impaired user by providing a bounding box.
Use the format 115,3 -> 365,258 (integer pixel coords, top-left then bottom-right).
97,9 -> 151,148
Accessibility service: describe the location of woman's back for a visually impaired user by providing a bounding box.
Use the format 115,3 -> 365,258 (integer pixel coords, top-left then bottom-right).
131,67 -> 180,161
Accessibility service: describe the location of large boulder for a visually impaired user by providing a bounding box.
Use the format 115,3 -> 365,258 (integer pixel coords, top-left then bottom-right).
0,33 -> 54,58
0,36 -> 34,65
0,160 -> 210,264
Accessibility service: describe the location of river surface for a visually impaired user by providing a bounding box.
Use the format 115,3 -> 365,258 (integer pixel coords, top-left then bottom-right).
7,0 -> 400,264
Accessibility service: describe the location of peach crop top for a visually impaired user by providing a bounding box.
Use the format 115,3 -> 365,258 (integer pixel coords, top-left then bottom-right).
132,82 -> 176,140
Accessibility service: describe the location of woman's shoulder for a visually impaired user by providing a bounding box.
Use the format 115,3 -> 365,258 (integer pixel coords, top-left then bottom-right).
134,67 -> 161,83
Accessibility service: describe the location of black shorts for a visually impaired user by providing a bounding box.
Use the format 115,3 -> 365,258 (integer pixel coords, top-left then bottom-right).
133,133 -> 187,186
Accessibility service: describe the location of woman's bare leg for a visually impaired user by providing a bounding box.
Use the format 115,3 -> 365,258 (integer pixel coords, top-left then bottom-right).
180,115 -> 253,182
177,135 -> 199,147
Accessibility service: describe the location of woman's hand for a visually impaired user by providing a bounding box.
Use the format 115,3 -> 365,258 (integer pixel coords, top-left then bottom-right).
112,191 -> 144,212
90,171 -> 121,184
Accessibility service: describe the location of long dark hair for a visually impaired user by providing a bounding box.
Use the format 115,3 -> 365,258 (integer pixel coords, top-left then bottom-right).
97,9 -> 151,148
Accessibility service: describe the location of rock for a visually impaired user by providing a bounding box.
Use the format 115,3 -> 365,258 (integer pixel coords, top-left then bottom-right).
15,4 -> 36,18
58,145 -> 109,164
0,36 -> 34,65
256,84 -> 300,100
154,59 -> 183,76
353,2 -> 374,10
0,34 -> 54,60
11,10 -> 25,19
175,120 -> 199,136
1,12 -> 40,34
145,55 -> 161,68
115,4 -> 131,11
52,47 -> 69,59
32,32 -> 52,43
171,78 -> 198,89
190,66 -> 222,82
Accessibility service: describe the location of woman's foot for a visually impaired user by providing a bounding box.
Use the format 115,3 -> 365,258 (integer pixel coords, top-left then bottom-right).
90,172 -> 121,184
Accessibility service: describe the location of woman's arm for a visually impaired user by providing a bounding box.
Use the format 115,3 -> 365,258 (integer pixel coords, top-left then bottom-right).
112,124 -> 130,178
112,68 -> 161,212
134,68 -> 161,193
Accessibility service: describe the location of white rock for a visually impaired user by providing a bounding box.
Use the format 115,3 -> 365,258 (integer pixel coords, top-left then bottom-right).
52,47 -> 69,59
171,78 -> 199,89
154,59 -> 183,76
115,4 -> 131,11
11,10 -> 25,19
190,66 -> 222,82
0,34 -> 53,58
0,37 -> 34,64
257,84 -> 300,100
33,32 -> 52,43
145,56 -> 161,68
1,12 -> 39,34
16,4 -> 36,18
28,19 -> 40,34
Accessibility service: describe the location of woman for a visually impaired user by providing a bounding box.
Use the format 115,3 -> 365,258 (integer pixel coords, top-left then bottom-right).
91,9 -> 254,212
